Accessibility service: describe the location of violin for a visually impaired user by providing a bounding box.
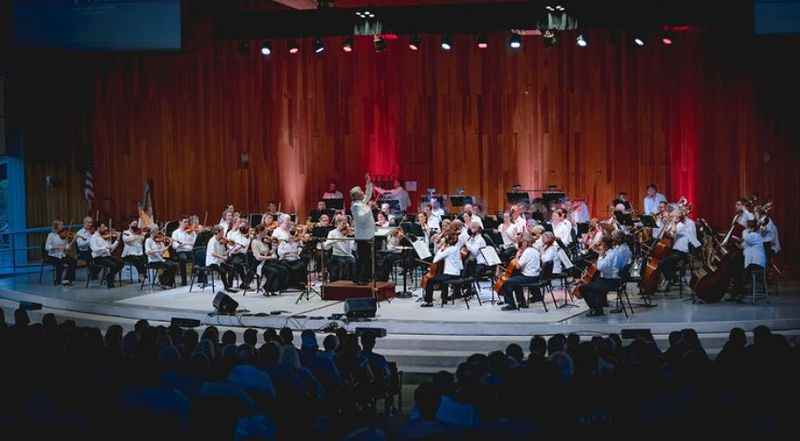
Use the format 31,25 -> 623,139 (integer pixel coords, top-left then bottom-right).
102,229 -> 120,241
58,228 -> 75,241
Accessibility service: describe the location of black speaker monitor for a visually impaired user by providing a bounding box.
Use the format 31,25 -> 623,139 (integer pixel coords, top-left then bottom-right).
213,292 -> 239,315
344,297 -> 377,319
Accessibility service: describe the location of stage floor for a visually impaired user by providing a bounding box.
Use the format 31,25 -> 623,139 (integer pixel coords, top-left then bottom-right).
2,272 -> 800,336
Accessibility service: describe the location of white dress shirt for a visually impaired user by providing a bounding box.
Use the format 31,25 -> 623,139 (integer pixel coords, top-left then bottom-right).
569,202 -> 590,224
464,214 -> 484,229
553,220 -> 573,246
540,244 -> 561,275
90,232 -> 119,258
426,214 -> 441,231
382,188 -> 411,212
45,232 -> 68,259
683,217 -> 702,249
672,221 -> 690,253
615,243 -> 632,268
76,227 -> 92,252
272,227 -> 290,242
226,229 -> 250,255
145,237 -> 167,263
205,236 -> 227,266
352,181 -> 376,241
499,223 -> 516,249
643,193 -> 667,215
251,239 -> 275,276
325,228 -> 355,258
596,248 -> 621,279
433,245 -> 463,276
464,234 -> 487,265
762,219 -> 781,253
322,190 -> 343,200
278,240 -> 301,261
736,209 -> 755,227
171,229 -> 197,253
517,247 -> 541,277
122,230 -> 145,257
742,230 -> 766,268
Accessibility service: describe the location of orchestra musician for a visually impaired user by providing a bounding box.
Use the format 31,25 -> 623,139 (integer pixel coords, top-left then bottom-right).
322,180 -> 344,200
500,233 -> 541,311
755,205 -> 781,263
421,229 -> 462,308
539,231 -> 562,277
251,224 -> 287,294
612,192 -> 632,213
656,207 -> 699,290
374,178 -> 411,213
741,219 -> 768,291
276,221 -> 307,288
219,210 -> 235,233
205,226 -> 237,293
578,236 -> 623,317
121,220 -> 147,283
551,208 -> 573,248
76,216 -> 95,275
498,212 -> 519,262
324,220 -> 356,282
463,220 -> 488,275
422,205 -> 440,232
144,229 -> 177,288
461,204 -> 484,229
89,224 -> 123,288
45,219 -> 77,285
376,211 -> 392,228
171,217 -> 198,286
734,199 -> 755,227
350,173 -> 376,285
416,212 -> 431,244
225,218 -> 253,289
643,184 -> 667,215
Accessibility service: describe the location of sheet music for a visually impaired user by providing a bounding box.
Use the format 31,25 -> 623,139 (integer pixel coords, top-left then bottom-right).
375,227 -> 396,237
480,246 -> 502,266
412,238 -> 431,260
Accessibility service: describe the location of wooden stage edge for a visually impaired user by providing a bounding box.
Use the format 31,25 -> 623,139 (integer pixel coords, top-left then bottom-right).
321,281 -> 396,301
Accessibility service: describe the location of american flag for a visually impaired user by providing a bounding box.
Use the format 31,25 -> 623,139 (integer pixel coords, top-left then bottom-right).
83,168 -> 94,203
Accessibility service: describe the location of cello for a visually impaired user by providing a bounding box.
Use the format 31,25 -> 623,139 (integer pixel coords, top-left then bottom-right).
690,218 -> 740,303
638,201 -> 686,297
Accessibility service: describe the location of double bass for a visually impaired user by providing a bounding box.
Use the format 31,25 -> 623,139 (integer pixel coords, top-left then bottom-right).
690,218 -> 740,303
638,197 -> 690,297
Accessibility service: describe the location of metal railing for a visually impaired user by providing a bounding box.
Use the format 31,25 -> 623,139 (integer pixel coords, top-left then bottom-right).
0,224 -> 82,275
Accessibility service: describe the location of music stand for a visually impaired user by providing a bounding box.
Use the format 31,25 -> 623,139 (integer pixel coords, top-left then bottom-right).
577,222 -> 590,236
312,225 -> 335,239
325,198 -> 344,210
639,215 -> 657,228
310,209 -> 336,223
249,213 -> 263,227
506,192 -> 530,205
449,196 -> 473,207
483,215 -> 500,230
542,191 -> 566,206
380,199 -> 402,213
401,221 -> 423,239
614,211 -> 634,227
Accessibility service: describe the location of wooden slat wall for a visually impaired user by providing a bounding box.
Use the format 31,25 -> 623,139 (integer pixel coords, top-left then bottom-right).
14,30 -> 800,257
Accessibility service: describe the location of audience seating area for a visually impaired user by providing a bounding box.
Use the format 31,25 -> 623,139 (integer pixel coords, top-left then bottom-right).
1,307 -> 798,440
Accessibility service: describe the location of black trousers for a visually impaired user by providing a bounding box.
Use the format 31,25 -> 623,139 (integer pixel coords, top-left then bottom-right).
356,240 -> 374,284
501,274 -> 539,308
150,260 -> 178,286
94,256 -> 123,286
78,249 -> 97,279
424,273 -> 458,304
208,263 -> 234,289
659,250 -> 688,284
260,261 -> 289,292
226,253 -> 249,286
280,259 -> 308,287
45,255 -> 76,284
122,255 -> 147,279
172,251 -> 193,285
581,277 -> 619,310
378,252 -> 402,282
329,255 -> 356,282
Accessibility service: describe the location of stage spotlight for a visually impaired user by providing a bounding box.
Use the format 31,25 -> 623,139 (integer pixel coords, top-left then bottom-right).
441,34 -> 452,51
555,4 -> 565,12
545,5 -> 555,12
288,40 -> 300,54
576,34 -> 587,47
477,34 -> 488,49
314,37 -> 325,54
374,35 -> 386,52
342,36 -> 353,52
260,40 -> 272,56
634,36 -> 645,47
509,33 -> 522,49
661,33 -> 673,46
409,33 -> 420,51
